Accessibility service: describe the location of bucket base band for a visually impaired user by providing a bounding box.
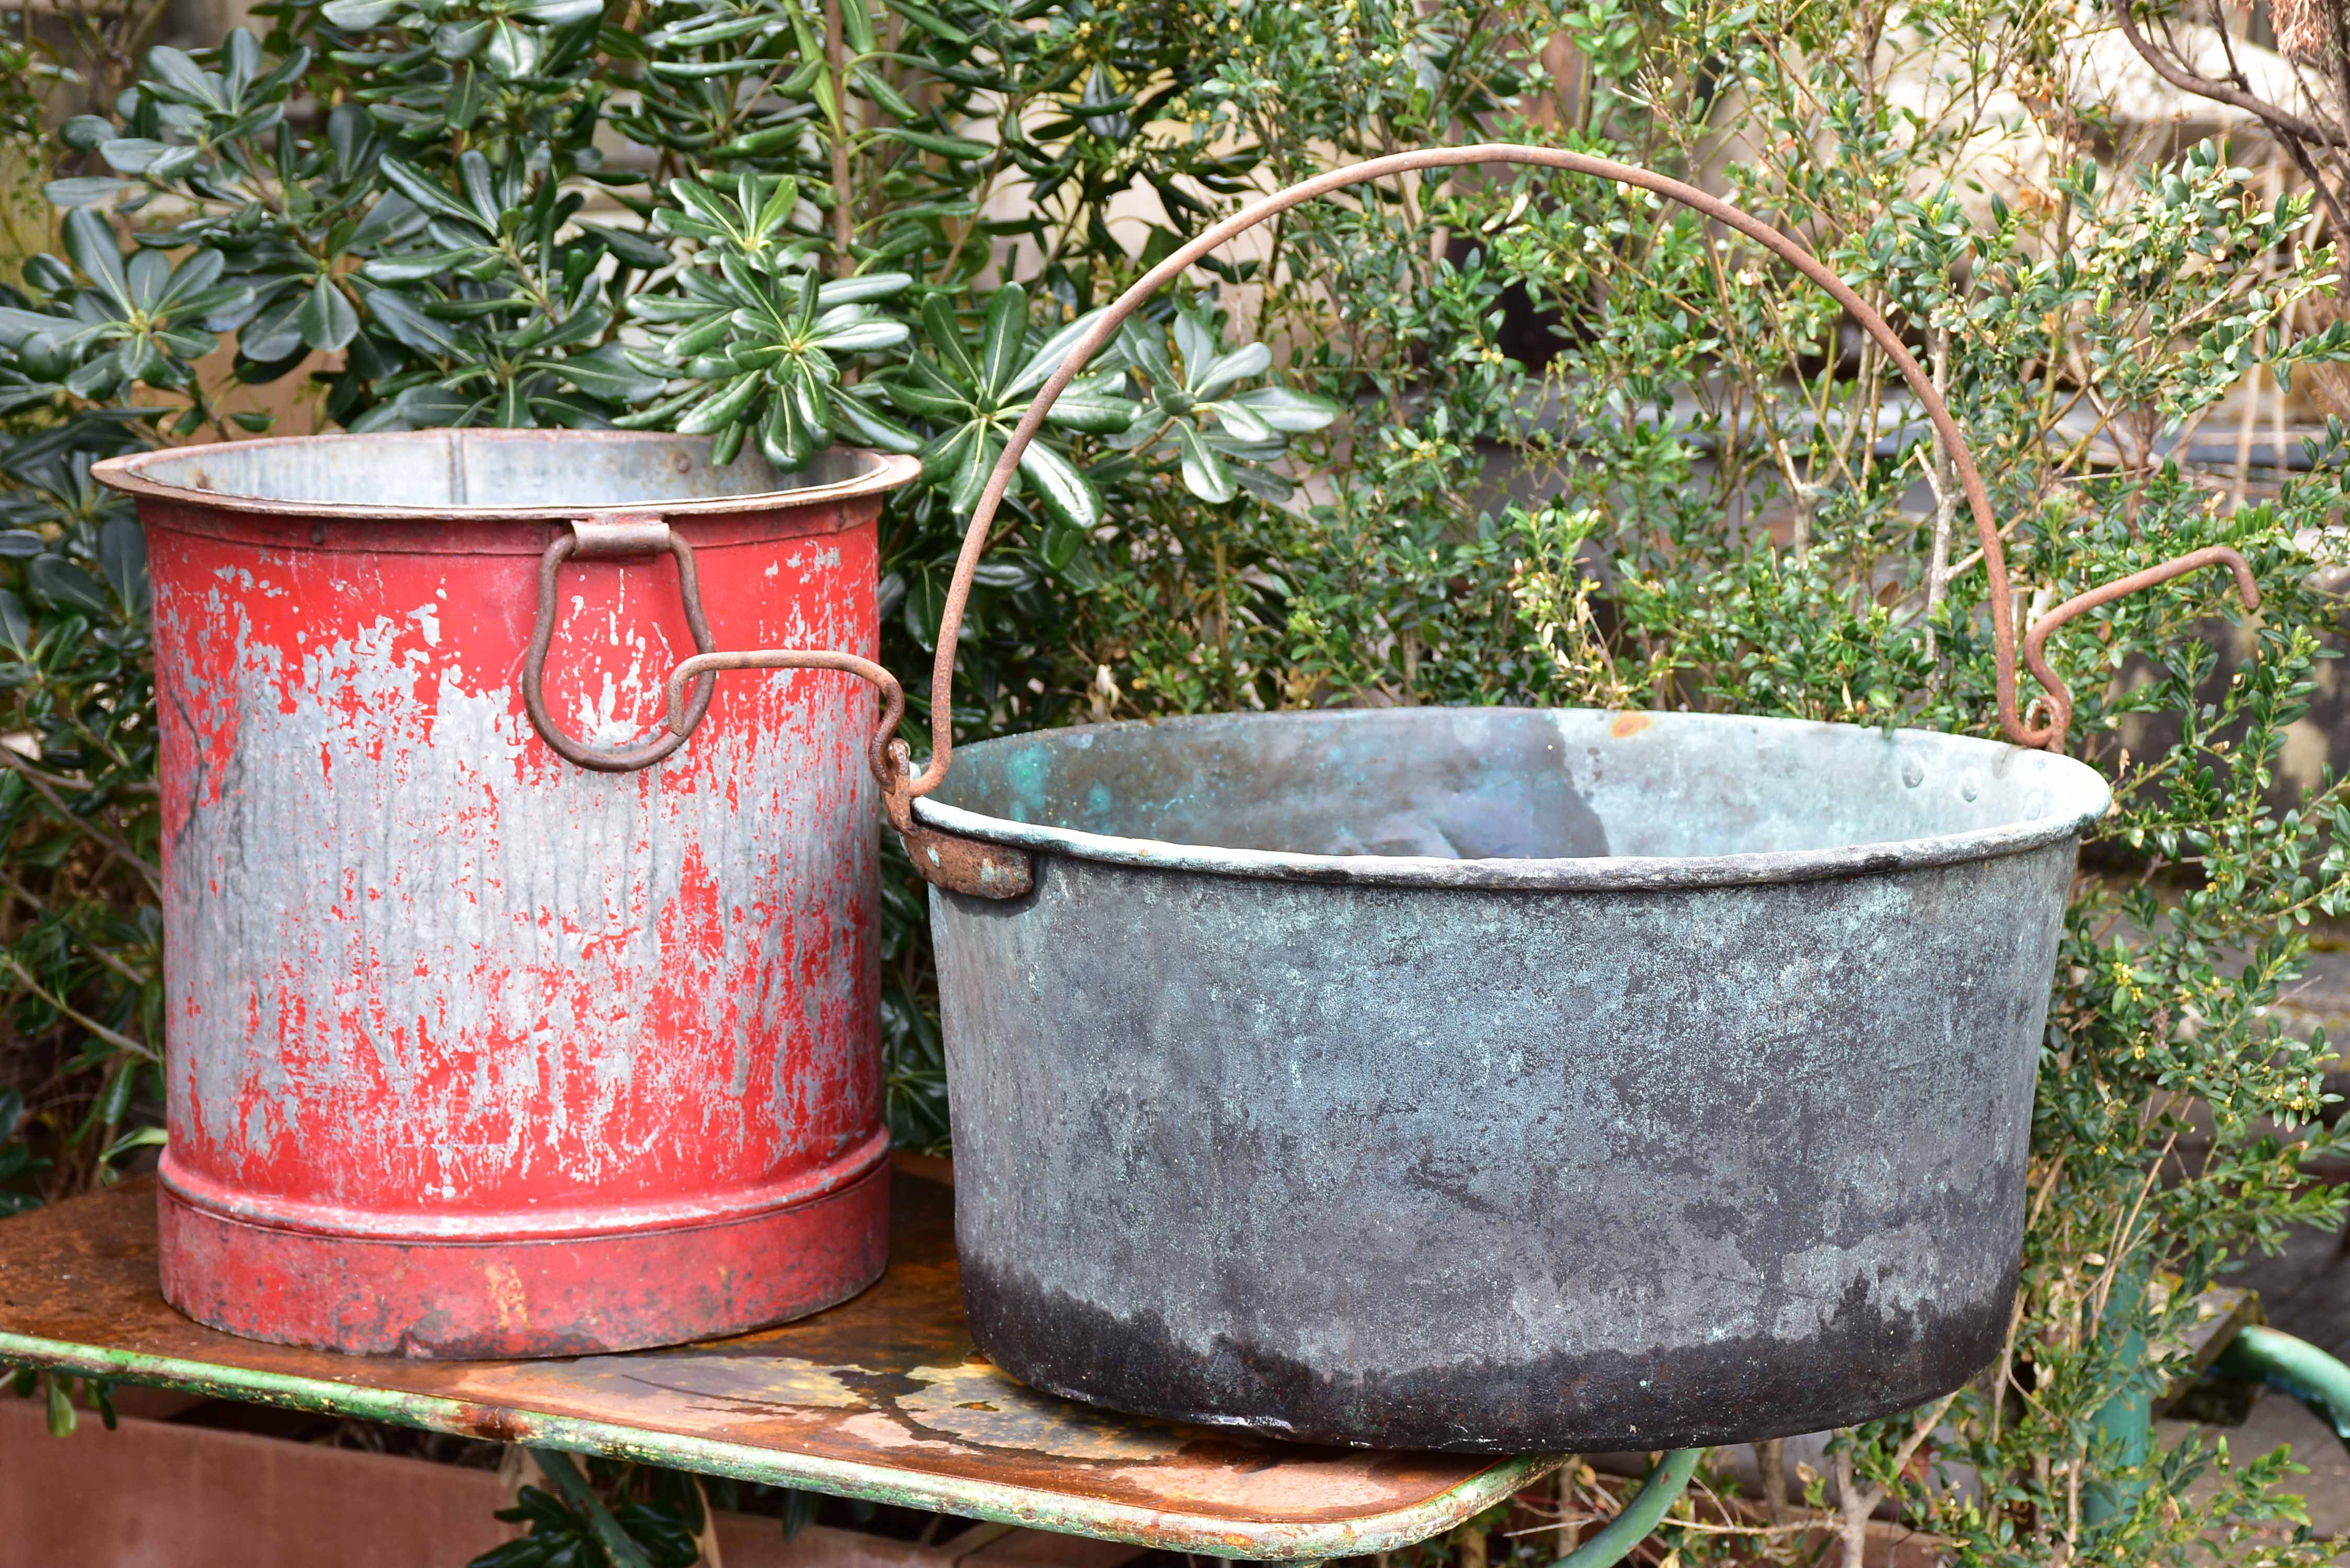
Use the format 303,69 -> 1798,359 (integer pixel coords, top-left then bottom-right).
154,1128 -> 892,1242
157,1159 -> 890,1359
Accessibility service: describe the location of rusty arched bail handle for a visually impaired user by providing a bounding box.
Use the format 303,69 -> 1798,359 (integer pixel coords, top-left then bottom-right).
895,141 -> 2260,803
522,514 -> 718,774
2023,545 -> 2261,746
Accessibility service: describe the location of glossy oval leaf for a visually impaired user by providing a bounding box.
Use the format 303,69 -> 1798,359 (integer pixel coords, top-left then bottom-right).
948,428 -> 1004,514
358,285 -> 463,358
99,518 -> 146,607
877,126 -> 990,161
320,0 -> 401,26
98,137 -> 174,174
157,245 -> 225,306
1116,318 -> 1176,388
919,295 -> 980,389
296,276 -> 360,353
1192,341 -> 1272,398
1172,309 -> 1218,383
1174,421 -> 1235,504
123,249 -> 171,312
761,386 -> 814,470
830,392 -> 924,455
43,176 -> 137,209
920,420 -> 977,484
1039,378 -> 1138,434
1004,308 -> 1115,399
976,283 -> 1027,397
1230,384 -> 1341,431
28,555 -> 112,617
812,317 -> 912,354
62,208 -> 131,309
816,271 -> 912,307
1015,439 -> 1098,532
484,18 -> 541,78
553,343 -> 666,403
58,116 -> 113,152
969,560 -> 1033,590
143,47 -> 226,112
575,221 -> 674,271
1203,398 -> 1274,443
675,372 -> 763,435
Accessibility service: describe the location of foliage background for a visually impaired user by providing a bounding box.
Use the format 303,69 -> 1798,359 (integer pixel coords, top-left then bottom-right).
8,0 -> 2350,1562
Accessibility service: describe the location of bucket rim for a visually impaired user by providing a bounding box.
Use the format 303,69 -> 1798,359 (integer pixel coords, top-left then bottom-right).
909,707 -> 2114,891
90,430 -> 920,521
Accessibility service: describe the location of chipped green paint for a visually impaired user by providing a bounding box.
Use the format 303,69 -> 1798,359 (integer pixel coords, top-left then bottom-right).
0,1328 -> 1559,1559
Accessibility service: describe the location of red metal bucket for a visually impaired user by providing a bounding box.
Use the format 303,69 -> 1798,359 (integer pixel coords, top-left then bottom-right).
95,430 -> 919,1357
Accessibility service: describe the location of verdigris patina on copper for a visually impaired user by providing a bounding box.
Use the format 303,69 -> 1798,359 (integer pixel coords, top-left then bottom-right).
922,708 -> 2107,1451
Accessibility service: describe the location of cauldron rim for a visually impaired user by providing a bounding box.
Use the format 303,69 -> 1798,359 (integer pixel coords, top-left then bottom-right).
911,707 -> 2111,893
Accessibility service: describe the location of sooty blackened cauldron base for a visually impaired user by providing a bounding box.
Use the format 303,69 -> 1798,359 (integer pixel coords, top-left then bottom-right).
918,708 -> 2107,1452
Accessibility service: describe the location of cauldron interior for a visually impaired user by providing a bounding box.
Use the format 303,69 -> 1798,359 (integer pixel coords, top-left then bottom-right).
928,707 -> 2103,864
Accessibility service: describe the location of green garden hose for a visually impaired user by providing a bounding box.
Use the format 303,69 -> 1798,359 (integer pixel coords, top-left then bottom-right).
1530,1328 -> 2347,1568
2213,1323 -> 2350,1455
1553,1447 -> 1703,1568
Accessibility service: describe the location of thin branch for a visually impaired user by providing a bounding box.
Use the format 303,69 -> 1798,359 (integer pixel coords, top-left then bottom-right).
2113,3 -> 2346,148
822,0 -> 856,274
1648,1515 -> 1821,1537
0,870 -> 153,990
0,748 -> 162,901
2,955 -> 158,1064
1835,1445 -> 1869,1567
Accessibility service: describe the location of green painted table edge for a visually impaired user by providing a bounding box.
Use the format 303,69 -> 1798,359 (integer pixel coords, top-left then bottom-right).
0,1326 -> 1560,1559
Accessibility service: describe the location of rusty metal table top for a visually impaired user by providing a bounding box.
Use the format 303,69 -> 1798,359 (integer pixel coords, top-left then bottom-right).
0,1159 -> 1553,1559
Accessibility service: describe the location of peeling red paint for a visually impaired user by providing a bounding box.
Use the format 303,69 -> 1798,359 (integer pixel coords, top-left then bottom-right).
138,485 -> 898,1359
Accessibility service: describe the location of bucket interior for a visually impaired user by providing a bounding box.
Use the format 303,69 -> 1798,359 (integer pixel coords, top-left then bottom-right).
120,432 -> 878,512
928,708 -> 2109,862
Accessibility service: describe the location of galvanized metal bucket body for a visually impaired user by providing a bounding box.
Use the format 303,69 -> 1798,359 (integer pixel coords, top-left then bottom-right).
98,430 -> 918,1358
918,708 -> 2110,1450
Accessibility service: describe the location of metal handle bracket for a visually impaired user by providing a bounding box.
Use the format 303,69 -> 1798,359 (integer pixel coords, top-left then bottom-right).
568,513 -> 674,558
897,817 -> 1035,899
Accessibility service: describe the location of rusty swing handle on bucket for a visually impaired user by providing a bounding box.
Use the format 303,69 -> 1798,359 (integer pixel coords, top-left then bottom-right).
520,513 -> 1007,884
523,513 -> 919,785
891,142 -> 2262,882
522,513 -> 722,774
649,648 -> 1032,895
